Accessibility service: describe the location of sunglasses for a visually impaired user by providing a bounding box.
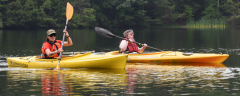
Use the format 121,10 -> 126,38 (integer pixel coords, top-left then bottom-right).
48,34 -> 56,37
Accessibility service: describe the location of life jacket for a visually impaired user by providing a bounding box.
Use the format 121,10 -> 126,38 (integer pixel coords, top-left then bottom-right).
119,37 -> 138,53
41,40 -> 62,59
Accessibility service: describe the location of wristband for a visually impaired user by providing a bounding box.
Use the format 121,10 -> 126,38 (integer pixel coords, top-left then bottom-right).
66,36 -> 70,38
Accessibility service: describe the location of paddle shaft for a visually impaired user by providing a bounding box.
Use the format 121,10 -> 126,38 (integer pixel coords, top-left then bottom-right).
63,51 -> 95,54
57,20 -> 68,66
112,34 -> 163,51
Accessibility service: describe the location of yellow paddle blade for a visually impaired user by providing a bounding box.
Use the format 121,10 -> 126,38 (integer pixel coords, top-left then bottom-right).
66,2 -> 74,21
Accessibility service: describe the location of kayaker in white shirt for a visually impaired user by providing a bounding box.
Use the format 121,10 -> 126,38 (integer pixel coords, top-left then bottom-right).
119,29 -> 147,53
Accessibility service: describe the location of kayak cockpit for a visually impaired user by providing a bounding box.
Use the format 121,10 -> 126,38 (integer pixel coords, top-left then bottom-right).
35,51 -> 94,59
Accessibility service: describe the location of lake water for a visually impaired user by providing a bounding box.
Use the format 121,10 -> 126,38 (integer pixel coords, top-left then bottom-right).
1,27 -> 240,95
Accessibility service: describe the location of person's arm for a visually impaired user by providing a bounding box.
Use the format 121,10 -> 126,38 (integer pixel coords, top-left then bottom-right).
63,30 -> 73,46
119,40 -> 128,52
45,48 -> 63,57
138,44 -> 147,53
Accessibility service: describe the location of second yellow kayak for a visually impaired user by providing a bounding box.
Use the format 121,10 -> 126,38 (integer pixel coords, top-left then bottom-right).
106,51 -> 229,63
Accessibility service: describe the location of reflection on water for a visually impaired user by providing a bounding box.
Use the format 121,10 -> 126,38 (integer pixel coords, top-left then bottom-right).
3,63 -> 240,95
125,63 -> 238,95
41,71 -> 72,95
6,68 -> 127,95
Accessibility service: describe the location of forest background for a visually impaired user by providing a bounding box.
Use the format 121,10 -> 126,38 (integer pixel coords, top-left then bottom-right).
0,0 -> 239,29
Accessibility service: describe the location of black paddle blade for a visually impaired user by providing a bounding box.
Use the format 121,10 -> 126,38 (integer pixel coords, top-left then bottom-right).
95,27 -> 114,38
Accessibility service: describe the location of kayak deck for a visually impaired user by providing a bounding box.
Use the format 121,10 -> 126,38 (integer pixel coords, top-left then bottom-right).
106,51 -> 229,63
7,52 -> 128,69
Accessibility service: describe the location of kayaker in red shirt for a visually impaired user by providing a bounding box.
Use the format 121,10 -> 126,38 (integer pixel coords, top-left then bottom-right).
41,29 -> 73,58
119,29 -> 147,53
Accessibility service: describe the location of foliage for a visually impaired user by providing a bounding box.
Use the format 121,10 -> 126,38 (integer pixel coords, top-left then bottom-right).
184,5 -> 194,21
226,15 -> 240,26
202,6 -> 221,19
0,0 -> 95,28
1,0 -> 240,28
71,8 -> 96,28
186,18 -> 225,28
221,0 -> 238,16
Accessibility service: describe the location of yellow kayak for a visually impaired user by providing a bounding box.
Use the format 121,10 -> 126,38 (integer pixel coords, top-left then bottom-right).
7,52 -> 128,69
106,51 -> 229,63
126,62 -> 227,68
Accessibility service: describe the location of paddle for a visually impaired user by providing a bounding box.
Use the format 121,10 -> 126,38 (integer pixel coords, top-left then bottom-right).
55,2 -> 74,70
94,27 -> 163,52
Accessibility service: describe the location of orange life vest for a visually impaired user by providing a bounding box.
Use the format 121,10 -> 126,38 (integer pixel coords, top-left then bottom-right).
41,40 -> 62,59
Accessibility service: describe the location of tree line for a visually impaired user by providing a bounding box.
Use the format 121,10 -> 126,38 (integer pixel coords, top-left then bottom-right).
0,0 -> 239,29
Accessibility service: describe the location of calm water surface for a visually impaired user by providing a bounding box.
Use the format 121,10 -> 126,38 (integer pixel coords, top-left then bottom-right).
1,27 -> 240,95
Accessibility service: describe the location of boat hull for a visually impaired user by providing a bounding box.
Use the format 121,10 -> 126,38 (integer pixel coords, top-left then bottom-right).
106,51 -> 229,63
7,52 -> 128,69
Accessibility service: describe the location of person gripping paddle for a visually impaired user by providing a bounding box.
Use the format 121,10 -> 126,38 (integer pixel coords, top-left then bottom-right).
41,29 -> 73,59
119,29 -> 147,53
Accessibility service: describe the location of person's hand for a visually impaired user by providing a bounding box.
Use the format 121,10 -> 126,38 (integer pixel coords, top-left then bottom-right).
143,44 -> 147,47
63,30 -> 69,37
128,39 -> 134,43
57,48 -> 64,53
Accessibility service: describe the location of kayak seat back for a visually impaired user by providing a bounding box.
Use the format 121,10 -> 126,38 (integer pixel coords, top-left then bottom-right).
183,52 -> 194,56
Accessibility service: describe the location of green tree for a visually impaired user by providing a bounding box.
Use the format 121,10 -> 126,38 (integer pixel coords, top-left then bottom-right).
66,0 -> 96,28
202,5 -> 222,19
1,0 -> 240,28
91,0 -> 149,27
221,0 -> 238,16
184,5 -> 194,21
0,0 -> 96,28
